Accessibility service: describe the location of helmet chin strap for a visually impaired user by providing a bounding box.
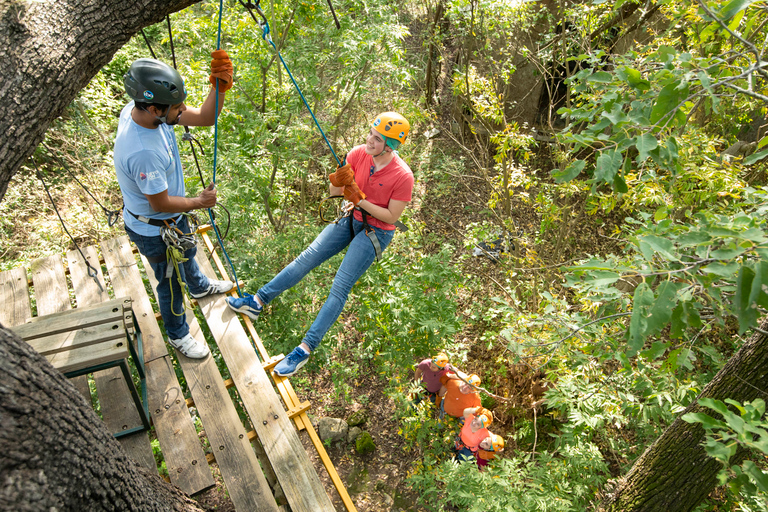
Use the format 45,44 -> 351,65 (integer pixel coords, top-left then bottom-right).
153,105 -> 172,126
373,137 -> 390,158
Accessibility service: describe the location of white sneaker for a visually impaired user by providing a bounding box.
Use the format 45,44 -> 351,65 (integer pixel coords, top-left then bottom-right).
169,334 -> 210,359
190,279 -> 234,299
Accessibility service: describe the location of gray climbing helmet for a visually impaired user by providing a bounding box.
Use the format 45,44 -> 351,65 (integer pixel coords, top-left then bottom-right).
123,58 -> 187,105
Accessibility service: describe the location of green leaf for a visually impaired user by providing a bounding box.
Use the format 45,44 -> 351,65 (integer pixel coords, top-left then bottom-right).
594,149 -> 623,184
757,134 -> 768,150
587,71 -> 613,83
682,411 -> 722,429
553,160 -> 586,183
646,281 -> 682,335
636,133 -> 659,163
638,234 -> 679,261
735,265 -> 758,334
744,148 -> 768,165
650,83 -> 681,125
618,66 -> 650,91
710,245 -> 747,260
628,282 -> 655,355
602,104 -> 630,125
749,261 -> 768,310
720,0 -> 755,21
703,261 -> 740,278
703,438 -> 737,463
640,341 -> 670,360
613,172 -> 628,193
743,461 -> 768,493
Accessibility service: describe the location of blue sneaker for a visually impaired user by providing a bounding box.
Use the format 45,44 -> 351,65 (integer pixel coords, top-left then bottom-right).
274,346 -> 310,377
226,293 -> 263,321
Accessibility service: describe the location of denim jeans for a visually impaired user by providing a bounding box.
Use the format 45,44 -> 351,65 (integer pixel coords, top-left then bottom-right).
258,215 -> 395,351
125,217 -> 210,340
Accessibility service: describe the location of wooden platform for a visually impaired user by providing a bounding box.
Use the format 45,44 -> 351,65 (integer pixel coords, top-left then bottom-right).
0,231 -> 356,512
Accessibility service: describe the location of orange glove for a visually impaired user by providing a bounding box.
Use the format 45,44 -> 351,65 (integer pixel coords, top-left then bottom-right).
209,50 -> 234,92
343,181 -> 366,206
329,162 -> 354,187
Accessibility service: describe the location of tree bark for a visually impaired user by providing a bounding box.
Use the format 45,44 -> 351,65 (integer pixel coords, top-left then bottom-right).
0,0 -> 199,205
0,324 -> 205,511
600,316 -> 768,511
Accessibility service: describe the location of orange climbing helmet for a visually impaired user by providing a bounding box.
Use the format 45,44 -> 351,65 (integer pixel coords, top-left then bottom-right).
432,353 -> 449,369
467,374 -> 481,387
489,434 -> 505,452
476,407 -> 493,428
371,112 -> 410,150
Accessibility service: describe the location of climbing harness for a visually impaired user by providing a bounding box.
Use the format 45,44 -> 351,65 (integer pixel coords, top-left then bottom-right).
33,162 -> 104,293
161,219 -> 196,316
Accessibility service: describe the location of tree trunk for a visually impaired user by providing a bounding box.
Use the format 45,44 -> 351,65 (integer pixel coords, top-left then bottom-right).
0,324 -> 205,511
0,0 -> 199,204
600,317 -> 768,511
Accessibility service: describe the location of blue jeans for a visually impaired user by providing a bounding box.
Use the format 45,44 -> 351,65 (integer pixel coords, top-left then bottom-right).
125,217 -> 210,340
257,215 -> 395,351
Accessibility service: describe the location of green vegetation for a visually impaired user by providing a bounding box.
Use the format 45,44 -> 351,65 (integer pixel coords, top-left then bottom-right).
7,0 -> 768,509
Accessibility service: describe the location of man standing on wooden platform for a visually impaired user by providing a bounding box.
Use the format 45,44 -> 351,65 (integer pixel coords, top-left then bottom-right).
113,56 -> 235,359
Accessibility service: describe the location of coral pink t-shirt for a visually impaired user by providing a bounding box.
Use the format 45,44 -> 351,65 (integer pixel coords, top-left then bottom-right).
460,415 -> 489,452
346,145 -> 414,231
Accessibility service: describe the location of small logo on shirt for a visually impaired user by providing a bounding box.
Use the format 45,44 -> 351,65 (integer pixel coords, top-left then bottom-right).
140,172 -> 147,180
143,90 -> 154,100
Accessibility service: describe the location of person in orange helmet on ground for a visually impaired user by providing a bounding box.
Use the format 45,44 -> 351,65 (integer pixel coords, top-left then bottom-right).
438,373 -> 482,419
476,432 -> 505,469
413,353 -> 450,405
453,406 -> 493,462
228,112 -> 414,377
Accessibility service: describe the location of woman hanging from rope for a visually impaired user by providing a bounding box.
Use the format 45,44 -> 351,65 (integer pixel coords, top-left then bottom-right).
228,112 -> 414,376
114,54 -> 235,359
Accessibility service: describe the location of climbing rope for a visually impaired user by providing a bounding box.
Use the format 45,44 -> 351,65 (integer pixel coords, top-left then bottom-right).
41,142 -> 122,227
33,160 -> 104,292
239,0 -> 343,166
208,0 -> 244,296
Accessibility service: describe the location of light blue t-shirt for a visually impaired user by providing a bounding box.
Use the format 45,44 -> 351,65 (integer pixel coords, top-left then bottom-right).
114,102 -> 185,236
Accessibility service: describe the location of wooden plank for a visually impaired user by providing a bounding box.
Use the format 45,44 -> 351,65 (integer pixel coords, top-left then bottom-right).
12,299 -> 129,340
15,319 -> 126,356
28,255 -> 92,401
199,231 -> 355,512
45,340 -> 130,374
67,247 -> 156,470
141,251 -> 279,512
0,267 -> 31,327
101,236 -> 213,494
194,255 -> 335,512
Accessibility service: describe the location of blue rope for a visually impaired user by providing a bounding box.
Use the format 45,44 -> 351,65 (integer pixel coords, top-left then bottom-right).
209,0 -> 243,296
255,6 -> 342,166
